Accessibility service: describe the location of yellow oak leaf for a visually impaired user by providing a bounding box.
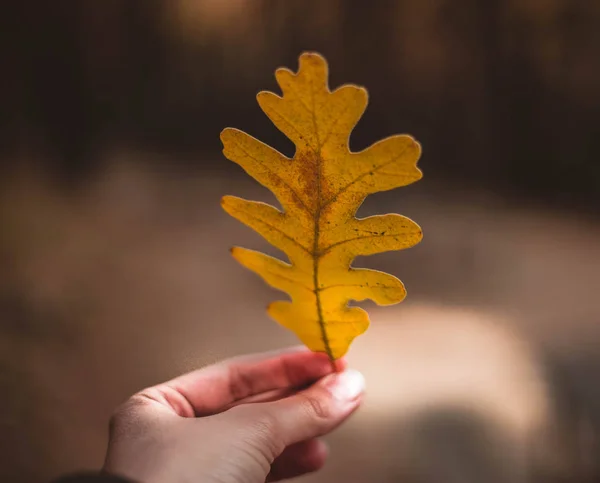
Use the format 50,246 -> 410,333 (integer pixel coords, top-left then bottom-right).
221,52 -> 422,360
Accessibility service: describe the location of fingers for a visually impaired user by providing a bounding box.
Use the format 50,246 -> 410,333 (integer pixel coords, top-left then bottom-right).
139,347 -> 347,417
267,439 -> 328,482
234,368 -> 364,457
269,369 -> 365,445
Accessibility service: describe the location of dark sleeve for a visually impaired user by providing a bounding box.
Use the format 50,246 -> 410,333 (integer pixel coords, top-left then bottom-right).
50,472 -> 136,483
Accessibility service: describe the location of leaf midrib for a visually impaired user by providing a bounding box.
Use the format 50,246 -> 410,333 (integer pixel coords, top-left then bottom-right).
309,81 -> 335,363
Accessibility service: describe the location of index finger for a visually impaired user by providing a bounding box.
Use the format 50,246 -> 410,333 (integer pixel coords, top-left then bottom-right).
142,347 -> 347,417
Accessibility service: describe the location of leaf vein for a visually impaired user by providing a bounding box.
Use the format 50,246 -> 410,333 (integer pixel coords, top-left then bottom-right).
321,145 -> 410,209
232,143 -> 312,215
234,209 -> 312,256
318,283 -> 401,292
261,268 -> 313,293
319,231 -> 416,257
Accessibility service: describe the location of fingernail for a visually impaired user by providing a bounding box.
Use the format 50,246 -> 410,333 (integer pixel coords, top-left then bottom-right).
327,369 -> 365,401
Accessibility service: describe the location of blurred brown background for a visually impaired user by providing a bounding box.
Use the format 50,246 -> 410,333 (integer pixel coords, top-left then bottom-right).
1,1 -> 600,482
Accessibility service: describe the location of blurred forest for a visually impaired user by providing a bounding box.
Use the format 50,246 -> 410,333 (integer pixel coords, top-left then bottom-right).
2,0 -> 600,210
1,1 -> 600,483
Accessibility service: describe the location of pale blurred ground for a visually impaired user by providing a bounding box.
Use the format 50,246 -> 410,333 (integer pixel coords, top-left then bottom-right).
1,156 -> 600,482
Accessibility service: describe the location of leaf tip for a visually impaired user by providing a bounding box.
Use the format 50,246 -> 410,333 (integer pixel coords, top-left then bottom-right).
406,136 -> 424,180
299,51 -> 328,66
229,246 -> 244,260
274,66 -> 295,83
298,51 -> 329,82
221,195 -> 241,218
219,127 -> 232,137
358,85 -> 369,99
219,128 -> 236,150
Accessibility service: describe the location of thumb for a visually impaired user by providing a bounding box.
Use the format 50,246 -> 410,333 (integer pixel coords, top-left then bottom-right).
254,368 -> 365,448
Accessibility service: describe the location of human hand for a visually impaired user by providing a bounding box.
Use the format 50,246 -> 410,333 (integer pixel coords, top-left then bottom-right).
103,347 -> 365,483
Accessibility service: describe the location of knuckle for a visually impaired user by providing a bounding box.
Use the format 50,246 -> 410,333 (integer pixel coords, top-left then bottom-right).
108,394 -> 152,439
107,406 -> 127,440
230,404 -> 277,436
251,411 -> 278,441
255,416 -> 284,459
299,391 -> 331,421
226,364 -> 256,401
231,406 -> 284,458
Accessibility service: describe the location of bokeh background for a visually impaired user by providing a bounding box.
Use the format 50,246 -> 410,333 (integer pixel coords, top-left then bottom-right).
1,1 -> 600,482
